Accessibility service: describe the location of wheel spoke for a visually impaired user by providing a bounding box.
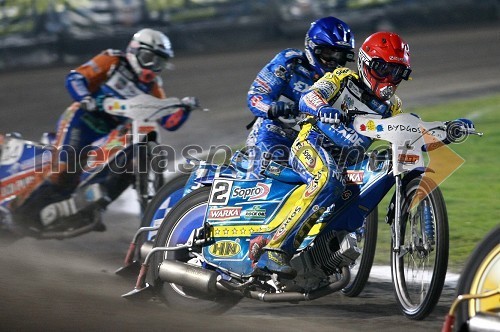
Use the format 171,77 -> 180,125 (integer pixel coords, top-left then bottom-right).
391,177 -> 448,319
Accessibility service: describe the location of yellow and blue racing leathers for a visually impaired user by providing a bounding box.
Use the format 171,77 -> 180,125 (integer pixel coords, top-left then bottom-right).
259,67 -> 402,261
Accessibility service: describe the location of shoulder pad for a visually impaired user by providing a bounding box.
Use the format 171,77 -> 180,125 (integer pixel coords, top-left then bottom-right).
277,48 -> 307,65
265,49 -> 307,81
320,68 -> 356,86
332,67 -> 356,80
281,48 -> 305,60
102,49 -> 124,57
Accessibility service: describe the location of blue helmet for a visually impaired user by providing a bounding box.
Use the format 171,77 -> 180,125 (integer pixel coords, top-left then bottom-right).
305,16 -> 355,76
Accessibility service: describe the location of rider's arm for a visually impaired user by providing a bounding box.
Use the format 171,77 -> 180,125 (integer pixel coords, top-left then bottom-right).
247,49 -> 297,118
299,69 -> 348,116
65,50 -> 121,101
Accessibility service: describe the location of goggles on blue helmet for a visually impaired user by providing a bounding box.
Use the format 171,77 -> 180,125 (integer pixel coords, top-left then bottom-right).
314,46 -> 354,67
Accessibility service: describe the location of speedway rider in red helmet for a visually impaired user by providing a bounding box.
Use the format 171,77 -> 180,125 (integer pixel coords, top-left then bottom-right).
253,32 -> 474,277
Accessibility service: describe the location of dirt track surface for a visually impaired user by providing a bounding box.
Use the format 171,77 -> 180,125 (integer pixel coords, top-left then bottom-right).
1,23 -> 499,331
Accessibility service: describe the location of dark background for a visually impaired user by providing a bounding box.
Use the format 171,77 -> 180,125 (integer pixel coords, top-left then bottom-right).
1,0 -> 499,70
0,2 -> 499,331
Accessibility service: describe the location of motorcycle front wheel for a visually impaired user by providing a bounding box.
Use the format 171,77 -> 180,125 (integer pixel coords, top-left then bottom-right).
341,206 -> 378,297
391,176 -> 449,320
152,187 -> 241,314
454,225 -> 500,332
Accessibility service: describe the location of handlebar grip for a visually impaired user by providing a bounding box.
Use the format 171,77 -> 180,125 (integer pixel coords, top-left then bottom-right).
346,109 -> 369,116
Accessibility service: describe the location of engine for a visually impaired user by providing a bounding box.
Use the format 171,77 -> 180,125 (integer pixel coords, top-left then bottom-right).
291,230 -> 361,283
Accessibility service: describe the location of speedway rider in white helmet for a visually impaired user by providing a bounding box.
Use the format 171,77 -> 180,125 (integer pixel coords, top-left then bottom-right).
15,29 -> 191,231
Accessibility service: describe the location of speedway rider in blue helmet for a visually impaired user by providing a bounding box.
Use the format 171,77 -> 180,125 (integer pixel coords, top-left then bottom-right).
245,16 -> 355,176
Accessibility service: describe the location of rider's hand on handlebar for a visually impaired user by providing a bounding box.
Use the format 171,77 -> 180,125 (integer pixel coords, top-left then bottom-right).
181,96 -> 199,109
267,101 -> 298,119
318,106 -> 342,125
445,118 -> 475,143
80,96 -> 97,112
456,118 -> 475,131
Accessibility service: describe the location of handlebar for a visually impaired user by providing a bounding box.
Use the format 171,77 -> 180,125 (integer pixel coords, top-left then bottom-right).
102,94 -> 207,121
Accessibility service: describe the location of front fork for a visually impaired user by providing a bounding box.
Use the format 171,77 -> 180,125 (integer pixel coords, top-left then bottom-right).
393,175 -> 403,254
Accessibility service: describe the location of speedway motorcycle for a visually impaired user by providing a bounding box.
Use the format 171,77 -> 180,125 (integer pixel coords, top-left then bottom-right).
124,112 -> 480,319
116,90 -> 375,298
117,149 -> 378,298
0,94 -> 197,239
442,225 -> 499,332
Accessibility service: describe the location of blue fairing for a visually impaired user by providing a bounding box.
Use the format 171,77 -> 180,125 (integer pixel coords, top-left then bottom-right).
144,151 -> 252,240
202,177 -> 299,276
196,153 -> 395,276
153,150 -> 397,277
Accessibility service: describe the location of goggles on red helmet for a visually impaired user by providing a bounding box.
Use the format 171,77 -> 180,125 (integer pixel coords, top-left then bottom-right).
369,58 -> 411,83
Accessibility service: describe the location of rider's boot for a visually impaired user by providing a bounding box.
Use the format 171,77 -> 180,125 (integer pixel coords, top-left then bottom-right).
39,183 -> 111,227
253,203 -> 327,279
11,181 -> 70,232
254,249 -> 296,278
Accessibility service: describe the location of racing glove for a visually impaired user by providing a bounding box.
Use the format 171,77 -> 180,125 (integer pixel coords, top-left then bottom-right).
267,101 -> 298,119
445,118 -> 475,143
181,96 -> 199,110
318,106 -> 342,125
80,96 -> 97,112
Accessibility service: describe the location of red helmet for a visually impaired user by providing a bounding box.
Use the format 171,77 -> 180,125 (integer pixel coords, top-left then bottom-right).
357,32 -> 411,100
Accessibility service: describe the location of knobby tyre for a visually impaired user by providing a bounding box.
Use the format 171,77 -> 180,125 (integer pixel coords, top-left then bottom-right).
454,225 -> 500,332
341,206 -> 378,297
140,173 -> 191,228
152,187 -> 241,314
135,173 -> 190,265
391,176 -> 449,320
136,141 -> 166,219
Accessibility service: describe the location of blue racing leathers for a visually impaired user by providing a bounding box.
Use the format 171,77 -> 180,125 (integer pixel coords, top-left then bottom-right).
261,67 -> 402,257
246,48 -> 320,175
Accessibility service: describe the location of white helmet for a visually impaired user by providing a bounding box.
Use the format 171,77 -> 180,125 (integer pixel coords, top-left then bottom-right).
126,28 -> 174,83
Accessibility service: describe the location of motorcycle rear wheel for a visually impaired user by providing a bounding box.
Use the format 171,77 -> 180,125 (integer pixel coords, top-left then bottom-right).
152,187 -> 241,314
140,173 -> 191,229
136,141 -> 165,219
391,176 -> 449,320
454,225 -> 500,332
134,173 -> 190,265
341,206 -> 378,297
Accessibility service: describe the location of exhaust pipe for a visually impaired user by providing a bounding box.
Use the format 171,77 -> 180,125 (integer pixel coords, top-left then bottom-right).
245,266 -> 350,302
158,260 -> 219,295
157,259 -> 351,303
